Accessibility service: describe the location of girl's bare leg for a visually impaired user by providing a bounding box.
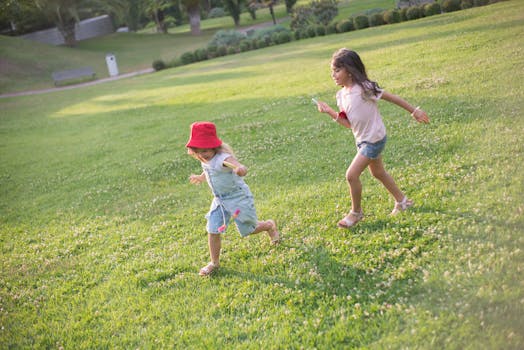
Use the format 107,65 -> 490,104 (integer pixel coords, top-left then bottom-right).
368,157 -> 404,202
199,233 -> 221,276
251,220 -> 280,243
346,153 -> 372,213
208,233 -> 221,265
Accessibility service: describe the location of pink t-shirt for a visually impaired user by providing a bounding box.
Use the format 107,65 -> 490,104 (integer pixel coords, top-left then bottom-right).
336,84 -> 386,144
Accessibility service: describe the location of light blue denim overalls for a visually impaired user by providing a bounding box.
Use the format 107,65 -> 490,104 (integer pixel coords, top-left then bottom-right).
202,152 -> 257,236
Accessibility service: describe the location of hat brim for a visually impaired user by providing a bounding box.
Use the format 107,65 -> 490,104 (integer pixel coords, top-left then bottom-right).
186,138 -> 222,149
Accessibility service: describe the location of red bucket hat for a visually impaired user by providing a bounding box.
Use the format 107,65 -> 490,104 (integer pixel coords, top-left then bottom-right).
186,122 -> 222,149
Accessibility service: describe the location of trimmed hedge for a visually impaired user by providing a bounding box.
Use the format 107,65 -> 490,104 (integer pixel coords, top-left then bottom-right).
353,15 -> 369,30
383,9 -> 401,24
155,0 -> 501,69
424,3 -> 442,16
336,19 -> 354,33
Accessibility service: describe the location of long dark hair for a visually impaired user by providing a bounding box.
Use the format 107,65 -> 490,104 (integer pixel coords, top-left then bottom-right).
331,48 -> 381,98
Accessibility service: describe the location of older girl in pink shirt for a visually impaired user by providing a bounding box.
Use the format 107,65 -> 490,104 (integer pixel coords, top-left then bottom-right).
315,48 -> 429,228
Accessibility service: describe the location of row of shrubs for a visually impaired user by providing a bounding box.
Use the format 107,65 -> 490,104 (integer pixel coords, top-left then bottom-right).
152,0 -> 500,71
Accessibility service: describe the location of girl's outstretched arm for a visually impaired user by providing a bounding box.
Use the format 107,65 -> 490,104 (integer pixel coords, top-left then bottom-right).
224,156 -> 247,177
381,92 -> 430,124
316,100 -> 352,128
189,172 -> 206,185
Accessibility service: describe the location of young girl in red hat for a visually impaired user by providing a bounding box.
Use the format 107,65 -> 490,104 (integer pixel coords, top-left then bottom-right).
315,48 -> 430,229
186,121 -> 280,276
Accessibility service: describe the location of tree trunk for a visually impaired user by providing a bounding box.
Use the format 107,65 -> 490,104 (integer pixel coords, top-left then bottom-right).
188,5 -> 201,35
58,19 -> 77,47
269,5 -> 276,25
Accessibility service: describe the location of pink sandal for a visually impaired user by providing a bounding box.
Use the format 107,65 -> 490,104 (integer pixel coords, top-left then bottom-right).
391,197 -> 413,215
199,262 -> 219,276
337,211 -> 364,229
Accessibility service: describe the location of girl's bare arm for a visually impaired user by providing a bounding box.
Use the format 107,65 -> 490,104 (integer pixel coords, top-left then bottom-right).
224,156 -> 247,177
316,100 -> 352,128
381,91 -> 429,123
189,172 -> 206,184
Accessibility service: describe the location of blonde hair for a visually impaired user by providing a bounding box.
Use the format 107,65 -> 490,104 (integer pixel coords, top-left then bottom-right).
218,143 -> 235,157
187,142 -> 236,159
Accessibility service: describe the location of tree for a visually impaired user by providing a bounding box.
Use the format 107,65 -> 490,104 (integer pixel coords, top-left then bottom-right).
311,0 -> 337,26
223,0 -> 244,27
263,0 -> 277,25
182,0 -> 201,35
144,0 -> 172,33
32,0 -> 79,46
0,0 -> 52,34
284,0 -> 297,14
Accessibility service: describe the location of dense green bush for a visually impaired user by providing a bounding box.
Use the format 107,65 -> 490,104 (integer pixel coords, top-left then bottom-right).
252,25 -> 291,46
270,32 -> 279,45
290,6 -> 313,31
239,40 -> 251,52
306,25 -> 317,38
209,30 -> 246,47
461,0 -> 473,9
170,57 -> 183,67
424,3 -> 441,16
400,7 -> 409,21
277,31 -> 292,43
353,15 -> 369,30
383,9 -> 401,24
369,12 -> 386,26
336,19 -> 354,33
194,48 -> 208,61
297,29 -> 309,39
207,7 -> 226,18
406,6 -> 423,20
291,0 -> 337,31
216,45 -> 228,56
442,0 -> 462,12
326,23 -> 338,34
152,59 -> 166,71
256,39 -> 268,49
206,44 -> 218,57
473,0 -> 489,5
180,52 -> 195,65
311,0 -> 339,25
315,25 -> 326,36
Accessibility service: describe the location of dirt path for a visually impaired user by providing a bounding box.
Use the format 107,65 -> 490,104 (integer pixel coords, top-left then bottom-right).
0,68 -> 155,99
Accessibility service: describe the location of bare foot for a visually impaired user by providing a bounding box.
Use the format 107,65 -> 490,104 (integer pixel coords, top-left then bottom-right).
267,220 -> 281,245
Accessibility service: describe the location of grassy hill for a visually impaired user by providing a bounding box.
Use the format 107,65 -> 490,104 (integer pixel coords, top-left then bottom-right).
1,0 -> 523,348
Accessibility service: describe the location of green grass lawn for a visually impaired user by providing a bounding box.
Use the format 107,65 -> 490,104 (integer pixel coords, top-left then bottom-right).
1,1 -> 523,348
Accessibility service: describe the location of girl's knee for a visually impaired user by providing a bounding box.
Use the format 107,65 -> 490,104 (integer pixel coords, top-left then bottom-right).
346,171 -> 360,183
370,168 -> 387,180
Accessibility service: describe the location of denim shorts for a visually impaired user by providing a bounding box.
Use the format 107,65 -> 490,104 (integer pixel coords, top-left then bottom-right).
357,136 -> 387,159
206,201 -> 257,237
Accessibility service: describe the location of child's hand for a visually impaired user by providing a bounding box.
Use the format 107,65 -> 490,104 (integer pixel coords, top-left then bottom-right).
189,174 -> 204,185
233,165 -> 247,177
316,100 -> 332,114
412,108 -> 430,124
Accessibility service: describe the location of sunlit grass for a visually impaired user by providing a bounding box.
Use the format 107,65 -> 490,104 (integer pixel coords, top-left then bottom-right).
1,1 -> 523,348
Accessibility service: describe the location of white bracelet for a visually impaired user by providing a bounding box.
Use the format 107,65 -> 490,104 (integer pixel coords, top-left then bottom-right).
333,115 -> 339,122
411,106 -> 420,117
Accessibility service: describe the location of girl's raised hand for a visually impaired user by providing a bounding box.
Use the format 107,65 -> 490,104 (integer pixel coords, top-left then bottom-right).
315,100 -> 331,113
412,108 -> 430,124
